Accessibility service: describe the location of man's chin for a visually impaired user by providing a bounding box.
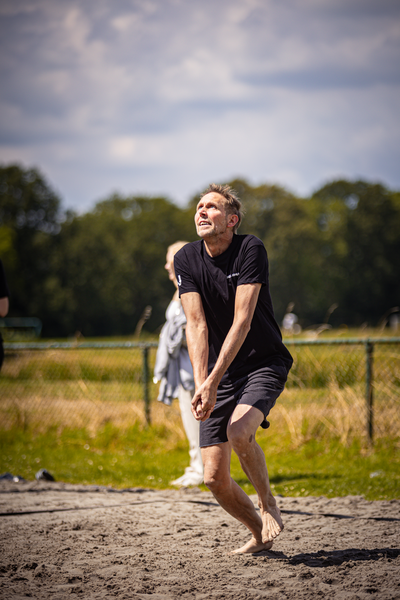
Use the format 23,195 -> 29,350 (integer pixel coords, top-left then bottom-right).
196,229 -> 209,238
196,226 -> 215,238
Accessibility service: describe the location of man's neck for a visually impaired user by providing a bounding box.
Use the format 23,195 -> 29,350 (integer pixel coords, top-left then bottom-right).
203,232 -> 234,257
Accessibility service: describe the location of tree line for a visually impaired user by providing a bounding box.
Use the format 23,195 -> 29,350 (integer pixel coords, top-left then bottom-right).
1,164 -> 399,337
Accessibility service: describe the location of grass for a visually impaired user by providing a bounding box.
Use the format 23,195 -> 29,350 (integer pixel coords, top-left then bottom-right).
1,329 -> 399,501
0,422 -> 398,501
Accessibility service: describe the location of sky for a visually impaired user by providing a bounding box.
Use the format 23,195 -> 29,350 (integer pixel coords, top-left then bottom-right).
0,0 -> 399,212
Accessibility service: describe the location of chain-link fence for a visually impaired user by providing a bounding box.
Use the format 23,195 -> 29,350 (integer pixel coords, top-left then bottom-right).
1,339 -> 399,445
283,339 -> 399,444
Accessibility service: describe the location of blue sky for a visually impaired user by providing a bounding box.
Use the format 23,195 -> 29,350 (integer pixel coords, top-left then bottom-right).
0,0 -> 399,212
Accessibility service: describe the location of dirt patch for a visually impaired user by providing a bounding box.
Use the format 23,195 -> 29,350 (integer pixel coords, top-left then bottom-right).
0,481 -> 399,599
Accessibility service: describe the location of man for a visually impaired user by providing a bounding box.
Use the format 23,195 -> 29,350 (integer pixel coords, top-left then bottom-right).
174,183 -> 292,554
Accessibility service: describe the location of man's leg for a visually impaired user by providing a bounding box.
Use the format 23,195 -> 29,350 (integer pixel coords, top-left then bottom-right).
202,442 -> 273,554
227,403 -> 283,547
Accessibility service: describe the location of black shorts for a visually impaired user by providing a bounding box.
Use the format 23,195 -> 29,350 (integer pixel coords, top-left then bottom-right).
199,362 -> 289,448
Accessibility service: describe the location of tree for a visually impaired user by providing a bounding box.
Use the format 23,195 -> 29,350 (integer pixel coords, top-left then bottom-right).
2,165 -> 398,335
312,180 -> 400,326
0,164 -> 63,323
49,194 -> 195,336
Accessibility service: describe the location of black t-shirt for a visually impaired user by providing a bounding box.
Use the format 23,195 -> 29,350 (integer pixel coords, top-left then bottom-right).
174,234 -> 292,383
0,260 -> 10,299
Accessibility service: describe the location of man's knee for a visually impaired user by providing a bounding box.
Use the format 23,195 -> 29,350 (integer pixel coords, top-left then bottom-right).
203,467 -> 230,494
228,405 -> 264,454
201,443 -> 231,493
227,422 -> 255,456
204,474 -> 229,495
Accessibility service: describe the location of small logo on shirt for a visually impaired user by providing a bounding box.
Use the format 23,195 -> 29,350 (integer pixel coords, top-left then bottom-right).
226,272 -> 239,279
177,275 -> 182,286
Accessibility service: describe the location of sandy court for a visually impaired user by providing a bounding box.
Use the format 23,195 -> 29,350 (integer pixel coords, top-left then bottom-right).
0,481 -> 399,600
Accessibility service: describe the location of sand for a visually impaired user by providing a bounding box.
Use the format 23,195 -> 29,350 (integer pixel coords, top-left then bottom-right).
0,480 -> 399,599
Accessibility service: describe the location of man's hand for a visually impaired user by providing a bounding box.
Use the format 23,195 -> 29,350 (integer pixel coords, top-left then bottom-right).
191,379 -> 218,421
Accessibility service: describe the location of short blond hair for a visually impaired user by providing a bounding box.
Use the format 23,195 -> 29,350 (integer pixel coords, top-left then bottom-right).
167,240 -> 189,257
201,183 -> 244,233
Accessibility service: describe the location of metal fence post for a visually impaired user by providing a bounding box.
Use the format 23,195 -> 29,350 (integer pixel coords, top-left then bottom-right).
365,340 -> 374,443
142,345 -> 151,426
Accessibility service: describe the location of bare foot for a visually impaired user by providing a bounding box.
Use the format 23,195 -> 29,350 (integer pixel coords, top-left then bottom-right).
231,537 -> 274,555
261,504 -> 284,543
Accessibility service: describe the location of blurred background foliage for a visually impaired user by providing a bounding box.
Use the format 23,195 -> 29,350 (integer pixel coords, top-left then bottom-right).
1,163 -> 399,337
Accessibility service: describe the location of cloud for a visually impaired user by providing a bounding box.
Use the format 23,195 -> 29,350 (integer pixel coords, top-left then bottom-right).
0,0 -> 399,211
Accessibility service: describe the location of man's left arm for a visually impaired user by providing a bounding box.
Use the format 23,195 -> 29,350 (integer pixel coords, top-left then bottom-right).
192,282 -> 261,420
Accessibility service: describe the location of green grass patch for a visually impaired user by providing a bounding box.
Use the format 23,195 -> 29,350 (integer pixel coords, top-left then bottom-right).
1,424 -> 398,501
0,423 -> 189,490
252,434 -> 400,501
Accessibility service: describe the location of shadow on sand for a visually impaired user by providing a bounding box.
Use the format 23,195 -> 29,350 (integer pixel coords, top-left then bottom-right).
253,547 -> 400,566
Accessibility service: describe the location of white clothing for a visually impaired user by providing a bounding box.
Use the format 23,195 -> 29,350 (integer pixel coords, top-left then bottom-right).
154,299 -> 203,485
175,385 -> 203,483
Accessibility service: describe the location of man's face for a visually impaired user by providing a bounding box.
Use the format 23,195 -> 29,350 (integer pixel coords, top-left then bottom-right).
164,248 -> 176,283
195,192 -> 231,239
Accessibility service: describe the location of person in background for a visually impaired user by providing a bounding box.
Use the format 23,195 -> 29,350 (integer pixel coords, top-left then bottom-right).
153,241 -> 204,487
0,259 -> 10,371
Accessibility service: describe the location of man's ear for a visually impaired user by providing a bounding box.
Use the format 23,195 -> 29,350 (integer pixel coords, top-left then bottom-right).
227,214 -> 239,229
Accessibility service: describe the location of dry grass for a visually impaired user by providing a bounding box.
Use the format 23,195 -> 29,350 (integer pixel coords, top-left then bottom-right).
276,386 -> 364,447
0,386 -> 187,442
1,343 -> 399,446
1,381 -> 397,448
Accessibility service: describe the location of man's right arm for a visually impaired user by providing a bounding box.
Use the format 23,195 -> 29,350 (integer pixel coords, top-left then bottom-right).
180,292 -> 209,411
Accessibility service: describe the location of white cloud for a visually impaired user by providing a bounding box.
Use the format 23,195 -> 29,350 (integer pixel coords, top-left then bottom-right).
109,136 -> 137,161
0,0 -> 399,211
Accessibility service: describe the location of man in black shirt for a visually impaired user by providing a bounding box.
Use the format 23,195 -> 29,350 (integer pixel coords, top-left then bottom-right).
174,183 -> 292,554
